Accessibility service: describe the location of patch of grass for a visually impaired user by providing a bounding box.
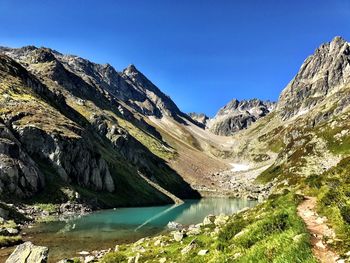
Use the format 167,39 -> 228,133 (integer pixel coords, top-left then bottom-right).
0,235 -> 22,247
256,164 -> 282,183
33,203 -> 58,213
101,252 -> 127,263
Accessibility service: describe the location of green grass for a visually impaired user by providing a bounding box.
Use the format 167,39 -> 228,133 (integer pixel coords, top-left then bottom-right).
255,164 -> 282,184
0,235 -> 22,247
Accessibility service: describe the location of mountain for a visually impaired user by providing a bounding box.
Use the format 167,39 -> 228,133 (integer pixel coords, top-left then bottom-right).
0,46 -> 201,207
188,112 -> 209,126
2,37 -> 350,262
277,36 -> 350,121
207,99 -> 276,136
72,36 -> 350,262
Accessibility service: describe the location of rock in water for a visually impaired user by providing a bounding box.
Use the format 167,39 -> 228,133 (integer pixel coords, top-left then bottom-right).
6,242 -> 49,263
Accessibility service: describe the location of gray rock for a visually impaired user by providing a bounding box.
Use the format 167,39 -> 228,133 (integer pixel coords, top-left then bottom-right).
207,99 -> 275,136
173,231 -> 184,242
167,221 -> 183,230
203,214 -> 216,225
278,36 -> 350,121
6,228 -> 19,235
181,238 -> 197,254
5,242 -> 48,263
188,112 -> 209,127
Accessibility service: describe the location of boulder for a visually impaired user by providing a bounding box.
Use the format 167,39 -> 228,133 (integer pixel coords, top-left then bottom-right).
181,238 -> 197,254
5,242 -> 48,263
186,225 -> 201,236
203,214 -> 216,225
167,221 -> 183,230
173,231 -> 184,242
84,255 -> 95,263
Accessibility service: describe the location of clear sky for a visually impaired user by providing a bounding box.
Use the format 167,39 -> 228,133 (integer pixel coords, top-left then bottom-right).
1,0 -> 350,116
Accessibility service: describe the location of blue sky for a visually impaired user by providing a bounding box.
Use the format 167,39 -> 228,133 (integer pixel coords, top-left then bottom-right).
1,0 -> 350,116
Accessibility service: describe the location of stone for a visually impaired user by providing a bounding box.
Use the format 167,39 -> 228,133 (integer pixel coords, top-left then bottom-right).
198,249 -> 209,256
154,240 -> 161,246
132,245 -> 146,253
315,240 -> 326,250
135,238 -> 145,245
173,231 -> 184,242
85,255 -> 95,263
203,214 -> 216,225
159,257 -> 166,263
186,226 -> 201,236
6,227 -> 19,235
315,217 -> 324,224
167,221 -> 183,230
79,251 -> 90,256
114,245 -> 119,252
5,242 -> 48,263
181,238 -> 197,254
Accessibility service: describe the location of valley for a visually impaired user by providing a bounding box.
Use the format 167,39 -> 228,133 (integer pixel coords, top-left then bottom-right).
1,36 -> 350,262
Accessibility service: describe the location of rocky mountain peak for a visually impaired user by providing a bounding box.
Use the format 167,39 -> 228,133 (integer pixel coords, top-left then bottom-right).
30,48 -> 57,64
207,99 -> 276,136
277,36 -> 350,120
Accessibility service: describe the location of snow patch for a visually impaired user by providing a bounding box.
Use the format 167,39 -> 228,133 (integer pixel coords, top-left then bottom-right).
230,163 -> 250,172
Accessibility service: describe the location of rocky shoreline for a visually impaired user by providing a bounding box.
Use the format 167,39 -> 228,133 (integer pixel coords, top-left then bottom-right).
0,178 -> 271,262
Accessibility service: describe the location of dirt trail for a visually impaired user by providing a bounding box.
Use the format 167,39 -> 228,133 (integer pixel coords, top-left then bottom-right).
297,196 -> 339,263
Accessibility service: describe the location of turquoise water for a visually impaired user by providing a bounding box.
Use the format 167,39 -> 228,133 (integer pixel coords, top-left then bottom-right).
23,198 -> 256,262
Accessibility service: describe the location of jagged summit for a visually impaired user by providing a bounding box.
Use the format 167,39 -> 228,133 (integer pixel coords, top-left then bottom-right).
277,36 -> 350,120
124,64 -> 138,73
207,99 -> 276,136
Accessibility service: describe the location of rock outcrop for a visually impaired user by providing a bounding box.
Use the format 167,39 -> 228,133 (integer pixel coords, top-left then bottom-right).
0,122 -> 44,198
207,99 -> 275,136
6,242 -> 49,263
188,113 -> 209,126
